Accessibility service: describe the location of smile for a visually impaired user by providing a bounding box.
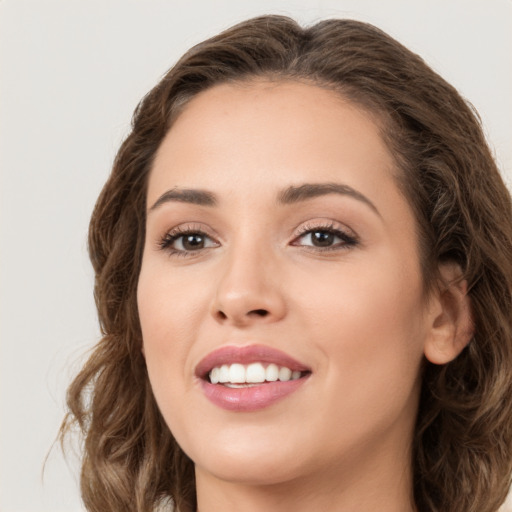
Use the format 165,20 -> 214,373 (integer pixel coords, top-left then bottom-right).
209,363 -> 304,386
196,345 -> 311,412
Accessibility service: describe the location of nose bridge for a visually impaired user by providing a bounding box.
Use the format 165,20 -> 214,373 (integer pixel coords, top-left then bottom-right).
212,230 -> 286,325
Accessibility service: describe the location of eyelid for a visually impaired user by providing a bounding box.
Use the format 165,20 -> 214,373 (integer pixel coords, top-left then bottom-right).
292,219 -> 357,239
290,219 -> 359,249
157,223 -> 221,252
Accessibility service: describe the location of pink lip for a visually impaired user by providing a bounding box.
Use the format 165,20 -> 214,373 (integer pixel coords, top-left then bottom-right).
195,344 -> 310,378
196,345 -> 311,412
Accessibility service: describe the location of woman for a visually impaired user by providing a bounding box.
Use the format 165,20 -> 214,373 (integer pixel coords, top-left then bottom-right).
61,15 -> 512,512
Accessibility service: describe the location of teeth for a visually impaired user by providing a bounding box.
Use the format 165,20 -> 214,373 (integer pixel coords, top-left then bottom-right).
229,363 -> 245,383
278,367 -> 292,381
246,362 -> 266,383
266,363 -> 279,382
219,364 -> 229,383
210,367 -> 220,384
208,362 -> 303,385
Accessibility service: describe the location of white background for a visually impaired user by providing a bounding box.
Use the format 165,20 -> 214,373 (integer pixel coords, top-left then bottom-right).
1,1 -> 511,510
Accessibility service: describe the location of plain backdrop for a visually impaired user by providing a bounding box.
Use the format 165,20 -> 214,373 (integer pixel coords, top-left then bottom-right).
1,1 -> 511,510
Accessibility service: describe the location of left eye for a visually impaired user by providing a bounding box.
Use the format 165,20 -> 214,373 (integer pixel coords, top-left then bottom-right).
295,229 -> 356,248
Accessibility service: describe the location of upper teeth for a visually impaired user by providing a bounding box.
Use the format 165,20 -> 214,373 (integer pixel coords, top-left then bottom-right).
209,363 -> 302,385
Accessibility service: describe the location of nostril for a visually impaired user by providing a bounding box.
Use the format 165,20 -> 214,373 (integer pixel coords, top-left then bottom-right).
216,311 -> 228,320
213,308 -> 271,323
250,309 -> 269,317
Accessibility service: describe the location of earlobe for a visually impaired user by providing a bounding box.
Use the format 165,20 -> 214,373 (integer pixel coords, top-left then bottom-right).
424,263 -> 474,365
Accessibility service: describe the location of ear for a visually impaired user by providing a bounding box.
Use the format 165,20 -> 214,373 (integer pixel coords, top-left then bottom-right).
424,262 -> 474,365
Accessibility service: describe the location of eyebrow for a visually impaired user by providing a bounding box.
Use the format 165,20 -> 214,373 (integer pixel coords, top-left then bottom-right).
149,188 -> 217,211
148,182 -> 380,217
277,182 -> 381,217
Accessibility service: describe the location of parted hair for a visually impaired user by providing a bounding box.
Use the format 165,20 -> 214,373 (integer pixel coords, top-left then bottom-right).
60,15 -> 512,512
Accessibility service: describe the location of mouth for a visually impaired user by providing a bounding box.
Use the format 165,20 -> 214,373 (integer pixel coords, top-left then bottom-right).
196,345 -> 311,412
208,362 -> 307,387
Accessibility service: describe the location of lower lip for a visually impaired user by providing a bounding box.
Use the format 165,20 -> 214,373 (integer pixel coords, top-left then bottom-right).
200,378 -> 308,412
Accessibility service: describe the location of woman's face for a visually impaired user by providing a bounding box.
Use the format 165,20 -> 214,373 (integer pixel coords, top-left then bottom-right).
138,81 -> 434,487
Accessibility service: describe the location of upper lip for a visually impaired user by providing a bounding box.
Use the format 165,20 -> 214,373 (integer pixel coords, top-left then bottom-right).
195,344 -> 311,379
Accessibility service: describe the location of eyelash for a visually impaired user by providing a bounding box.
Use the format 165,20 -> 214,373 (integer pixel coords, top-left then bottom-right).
158,222 -> 358,257
292,222 -> 359,252
158,225 -> 218,258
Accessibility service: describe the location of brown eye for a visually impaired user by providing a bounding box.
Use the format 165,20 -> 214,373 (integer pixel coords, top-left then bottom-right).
181,233 -> 206,250
310,231 -> 336,247
299,230 -> 341,247
160,230 -> 219,254
293,227 -> 358,250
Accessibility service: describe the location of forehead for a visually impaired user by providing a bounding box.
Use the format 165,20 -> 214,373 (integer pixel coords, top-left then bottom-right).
148,80 -> 399,208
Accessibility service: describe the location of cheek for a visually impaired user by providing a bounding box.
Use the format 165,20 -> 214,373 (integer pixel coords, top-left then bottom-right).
296,251 -> 426,412
299,249 -> 425,333
138,257 -> 207,344
137,261 -> 207,404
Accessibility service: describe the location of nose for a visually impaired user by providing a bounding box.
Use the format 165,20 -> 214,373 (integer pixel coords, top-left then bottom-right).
211,243 -> 287,327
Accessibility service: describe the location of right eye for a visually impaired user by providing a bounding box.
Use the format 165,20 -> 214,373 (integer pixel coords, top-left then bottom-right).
160,229 -> 219,255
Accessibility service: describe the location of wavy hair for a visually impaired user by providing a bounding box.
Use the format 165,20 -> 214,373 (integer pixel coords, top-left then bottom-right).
60,15 -> 512,512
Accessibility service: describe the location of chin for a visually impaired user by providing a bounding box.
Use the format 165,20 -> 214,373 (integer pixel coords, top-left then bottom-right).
195,453 -> 307,487
183,425 -> 311,486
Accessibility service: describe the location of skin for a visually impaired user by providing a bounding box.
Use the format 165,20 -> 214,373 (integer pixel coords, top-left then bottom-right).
137,81 -> 469,511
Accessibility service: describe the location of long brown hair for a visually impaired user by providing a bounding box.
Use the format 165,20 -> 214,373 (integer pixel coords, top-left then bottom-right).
60,15 -> 512,512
